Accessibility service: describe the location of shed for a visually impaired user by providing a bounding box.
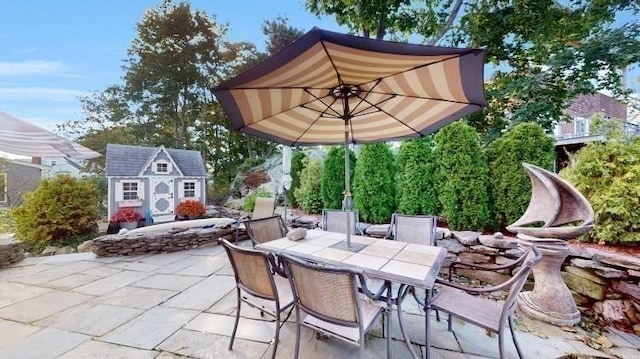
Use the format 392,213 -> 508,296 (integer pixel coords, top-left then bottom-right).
105,144 -> 207,223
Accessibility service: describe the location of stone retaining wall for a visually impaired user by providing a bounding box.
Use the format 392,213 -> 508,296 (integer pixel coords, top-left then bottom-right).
88,226 -> 249,257
439,230 -> 640,334
0,237 -> 24,268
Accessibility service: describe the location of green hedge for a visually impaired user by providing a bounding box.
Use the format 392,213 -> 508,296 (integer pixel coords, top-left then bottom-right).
321,146 -> 356,209
433,122 -> 489,231
396,137 -> 439,215
353,143 -> 396,224
294,157 -> 323,214
289,150 -> 306,208
487,123 -> 555,229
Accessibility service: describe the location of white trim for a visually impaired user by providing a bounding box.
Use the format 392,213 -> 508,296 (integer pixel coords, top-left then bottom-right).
138,146 -> 184,177
0,173 -> 7,203
178,179 -> 199,200
115,179 -> 144,202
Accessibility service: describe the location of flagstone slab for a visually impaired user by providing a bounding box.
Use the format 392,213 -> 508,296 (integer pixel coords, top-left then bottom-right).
132,273 -> 203,291
93,286 -> 179,310
137,252 -> 191,266
0,281 -> 52,308
216,264 -> 235,276
153,256 -> 202,274
0,318 -> 41,346
36,303 -> 143,336
43,273 -> 104,290
206,290 -> 271,321
9,260 -> 101,285
162,274 -> 235,311
185,312 -> 276,343
106,261 -> 162,272
0,327 -> 89,359
39,252 -> 98,265
0,290 -> 93,323
181,245 -> 224,256
72,270 -> 149,296
98,306 -> 200,350
174,254 -> 228,276
157,328 -> 269,359
57,340 -> 157,359
82,266 -> 123,277
0,263 -> 57,281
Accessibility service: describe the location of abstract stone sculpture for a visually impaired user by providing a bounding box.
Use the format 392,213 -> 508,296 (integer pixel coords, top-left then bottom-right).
507,163 -> 595,326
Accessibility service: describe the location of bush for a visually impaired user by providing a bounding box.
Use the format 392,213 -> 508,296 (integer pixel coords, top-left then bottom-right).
321,146 -> 356,209
294,157 -> 323,214
175,200 -> 206,219
289,150 -> 307,208
396,137 -> 439,215
207,181 -> 231,205
11,175 -> 100,251
111,208 -> 143,223
0,208 -> 13,234
433,122 -> 490,231
487,123 -> 555,229
243,171 -> 269,189
243,188 -> 272,213
561,117 -> 640,244
353,143 -> 396,224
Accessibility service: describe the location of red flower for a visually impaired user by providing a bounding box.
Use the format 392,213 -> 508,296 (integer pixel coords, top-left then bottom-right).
176,200 -> 206,219
111,208 -> 143,223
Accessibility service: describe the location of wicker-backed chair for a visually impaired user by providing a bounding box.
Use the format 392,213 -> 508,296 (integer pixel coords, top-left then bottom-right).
280,254 -> 383,359
252,197 -> 276,219
386,213 -> 438,245
322,209 -> 363,235
431,245 -> 542,359
220,239 -> 294,359
245,215 -> 287,247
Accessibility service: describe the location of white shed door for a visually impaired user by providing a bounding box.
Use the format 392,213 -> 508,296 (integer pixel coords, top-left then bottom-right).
151,178 -> 174,215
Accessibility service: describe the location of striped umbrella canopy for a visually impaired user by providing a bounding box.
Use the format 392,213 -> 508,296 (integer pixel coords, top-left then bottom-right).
0,111 -> 100,159
213,28 -> 487,249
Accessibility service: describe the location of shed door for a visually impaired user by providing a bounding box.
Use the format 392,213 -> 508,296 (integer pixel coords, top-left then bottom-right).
151,178 -> 174,216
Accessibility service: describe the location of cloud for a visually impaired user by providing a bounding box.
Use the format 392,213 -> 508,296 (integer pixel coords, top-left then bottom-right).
0,87 -> 86,102
0,60 -> 68,77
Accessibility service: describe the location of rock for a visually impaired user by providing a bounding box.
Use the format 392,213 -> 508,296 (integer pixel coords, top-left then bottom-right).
634,324 -> 640,335
56,246 -> 73,255
452,231 -> 479,245
564,266 -> 609,285
77,240 -> 94,253
561,271 -> 607,300
439,228 -> 452,239
593,300 -> 637,326
458,252 -> 491,264
495,255 -> 513,266
570,258 -> 598,268
286,228 -> 307,241
292,215 -> 319,229
365,224 -> 389,238
41,246 -> 59,256
456,268 -> 511,286
595,267 -> 629,279
435,238 -> 467,254
570,290 -> 593,306
567,245 -> 593,259
612,281 -> 640,302
629,269 -> 640,278
478,234 -> 518,249
441,252 -> 457,268
504,248 -> 524,258
493,231 -> 504,239
470,245 -> 499,255
588,248 -> 640,271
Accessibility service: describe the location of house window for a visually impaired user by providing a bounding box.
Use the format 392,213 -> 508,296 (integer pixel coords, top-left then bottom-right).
0,173 -> 6,202
574,117 -> 588,136
184,181 -> 196,198
156,163 -> 168,173
122,182 -> 139,200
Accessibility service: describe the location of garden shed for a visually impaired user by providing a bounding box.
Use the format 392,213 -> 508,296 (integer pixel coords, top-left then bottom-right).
105,143 -> 207,223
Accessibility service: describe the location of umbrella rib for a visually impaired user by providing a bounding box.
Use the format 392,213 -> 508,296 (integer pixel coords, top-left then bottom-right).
291,111 -> 326,146
354,95 -> 426,137
349,79 -> 381,116
319,40 -> 344,86
350,94 -> 396,117
367,91 -> 485,107
304,88 -> 342,118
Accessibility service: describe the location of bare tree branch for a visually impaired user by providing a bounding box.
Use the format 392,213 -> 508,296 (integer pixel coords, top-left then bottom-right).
427,0 -> 464,45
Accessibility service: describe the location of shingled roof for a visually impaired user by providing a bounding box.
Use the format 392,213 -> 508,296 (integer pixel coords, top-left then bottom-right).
105,144 -> 206,177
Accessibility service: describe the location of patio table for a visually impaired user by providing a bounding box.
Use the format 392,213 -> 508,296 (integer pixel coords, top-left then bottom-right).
256,229 -> 447,359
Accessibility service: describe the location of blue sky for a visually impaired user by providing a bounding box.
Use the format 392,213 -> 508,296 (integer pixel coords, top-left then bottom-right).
0,0 -> 637,131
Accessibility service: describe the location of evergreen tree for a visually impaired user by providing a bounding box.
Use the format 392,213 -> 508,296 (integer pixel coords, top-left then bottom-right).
353,143 -> 396,224
396,137 -> 439,215
294,157 -> 323,214
321,146 -> 356,209
289,150 -> 307,208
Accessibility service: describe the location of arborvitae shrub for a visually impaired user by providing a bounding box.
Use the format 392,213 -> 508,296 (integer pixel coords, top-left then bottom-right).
353,143 -> 396,224
561,116 -> 640,244
433,122 -> 489,231
289,150 -> 306,208
321,146 -> 356,209
12,175 -> 99,251
487,122 -> 554,229
396,137 -> 439,215
294,157 -> 323,214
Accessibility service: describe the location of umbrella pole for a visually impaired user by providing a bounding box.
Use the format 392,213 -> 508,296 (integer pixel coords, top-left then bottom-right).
344,118 -> 352,248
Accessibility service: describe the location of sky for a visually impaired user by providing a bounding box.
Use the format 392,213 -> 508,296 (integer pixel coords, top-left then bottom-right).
0,0 -> 638,132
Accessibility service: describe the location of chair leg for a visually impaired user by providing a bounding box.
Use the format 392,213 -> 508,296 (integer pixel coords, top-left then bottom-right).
498,328 -> 506,359
294,308 -> 301,359
359,325 -> 365,359
229,288 -> 241,350
447,314 -> 453,332
509,316 -> 524,359
271,311 -> 281,359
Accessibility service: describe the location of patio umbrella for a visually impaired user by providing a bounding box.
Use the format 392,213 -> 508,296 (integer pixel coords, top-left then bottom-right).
0,111 -> 100,159
213,28 -> 487,250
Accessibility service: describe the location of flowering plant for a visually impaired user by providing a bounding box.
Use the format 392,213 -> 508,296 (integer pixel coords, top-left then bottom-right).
176,200 -> 206,219
111,208 -> 143,223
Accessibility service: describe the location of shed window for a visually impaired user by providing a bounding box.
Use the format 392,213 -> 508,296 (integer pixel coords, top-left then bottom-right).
156,163 -> 168,173
122,182 -> 139,200
184,181 -> 196,198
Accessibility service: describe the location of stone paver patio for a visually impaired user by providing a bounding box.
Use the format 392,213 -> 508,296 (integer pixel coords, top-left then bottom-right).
0,244 -> 638,359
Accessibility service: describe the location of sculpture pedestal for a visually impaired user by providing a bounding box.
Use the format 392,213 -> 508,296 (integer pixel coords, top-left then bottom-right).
516,234 -> 581,326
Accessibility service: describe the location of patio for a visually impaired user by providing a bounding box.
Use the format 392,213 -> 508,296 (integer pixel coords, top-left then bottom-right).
0,243 -> 637,359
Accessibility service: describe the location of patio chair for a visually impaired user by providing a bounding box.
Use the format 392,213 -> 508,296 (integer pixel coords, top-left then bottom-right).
280,254 -> 383,359
386,213 -> 438,245
219,239 -> 294,359
245,215 -> 287,247
431,245 -> 542,359
322,209 -> 363,235
252,196 -> 276,219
